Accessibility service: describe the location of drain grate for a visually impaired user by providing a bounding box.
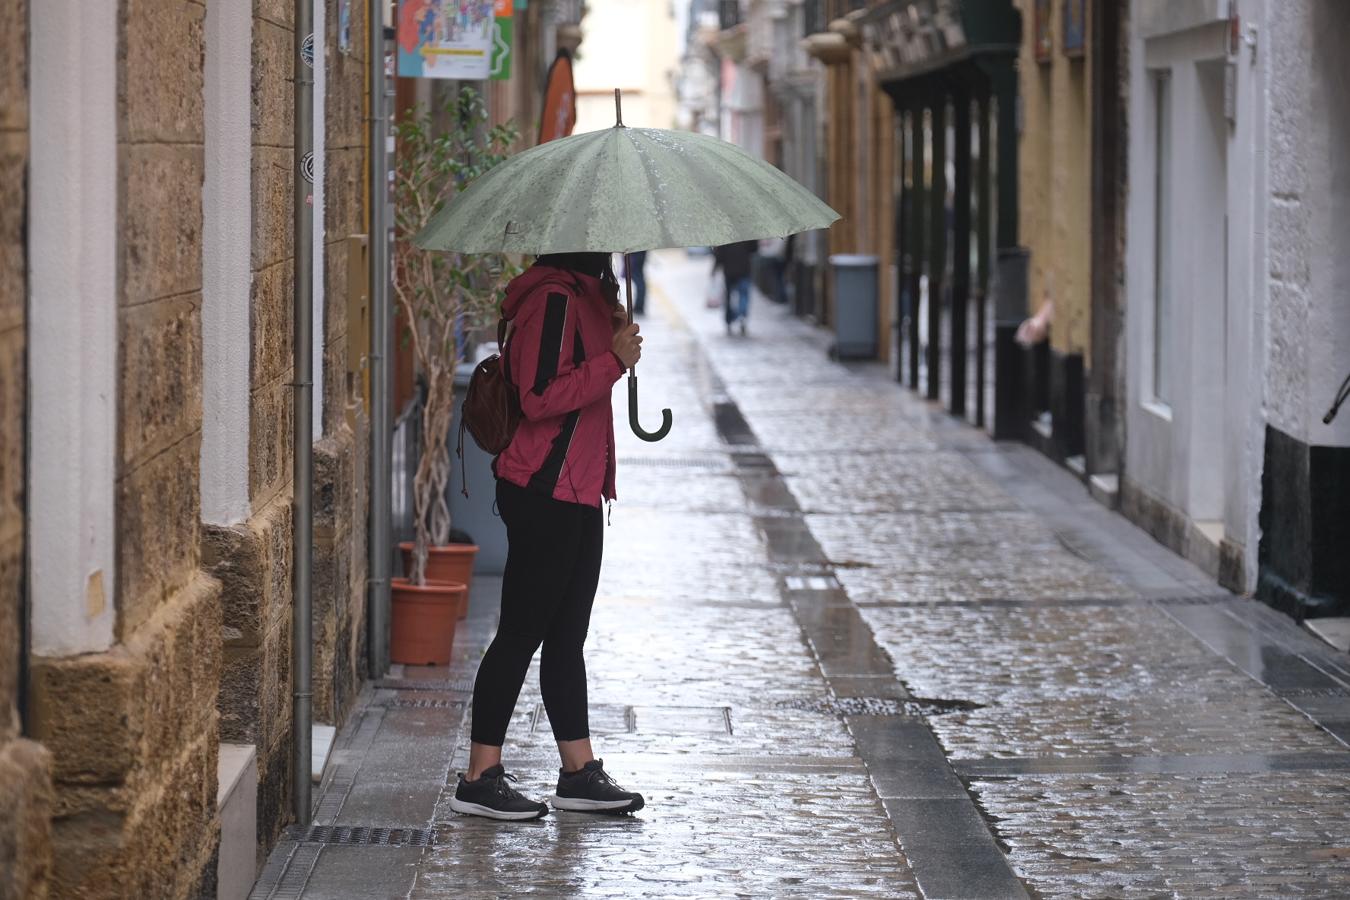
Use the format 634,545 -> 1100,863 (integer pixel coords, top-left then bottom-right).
249,843 -> 322,900
387,697 -> 465,709
375,678 -> 475,693
778,696 -> 983,717
287,824 -> 437,847
617,455 -> 730,471
311,765 -> 357,826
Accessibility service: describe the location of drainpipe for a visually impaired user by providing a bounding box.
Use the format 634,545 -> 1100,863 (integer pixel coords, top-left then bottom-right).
292,0 -> 315,825
367,0 -> 392,680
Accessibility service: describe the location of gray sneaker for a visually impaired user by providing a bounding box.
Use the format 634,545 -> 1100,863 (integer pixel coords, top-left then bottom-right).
448,765 -> 548,821
551,759 -> 645,814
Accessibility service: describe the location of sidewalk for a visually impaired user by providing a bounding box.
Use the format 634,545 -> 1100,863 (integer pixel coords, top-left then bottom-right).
252,250 -> 1350,899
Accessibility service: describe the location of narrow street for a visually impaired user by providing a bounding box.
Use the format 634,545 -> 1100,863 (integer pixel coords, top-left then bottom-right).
252,251 -> 1350,899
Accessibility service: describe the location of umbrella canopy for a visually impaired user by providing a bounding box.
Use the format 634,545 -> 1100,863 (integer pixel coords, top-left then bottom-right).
413,124 -> 839,254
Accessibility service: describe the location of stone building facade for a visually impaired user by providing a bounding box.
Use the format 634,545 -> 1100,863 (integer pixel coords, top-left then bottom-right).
4,1 -> 373,896
1,2 -> 54,897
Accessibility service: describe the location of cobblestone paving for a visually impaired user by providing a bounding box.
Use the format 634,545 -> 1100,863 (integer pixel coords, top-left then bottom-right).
974,772 -> 1350,897
411,254 -> 920,898
655,251 -> 1350,898
261,252 -> 1350,899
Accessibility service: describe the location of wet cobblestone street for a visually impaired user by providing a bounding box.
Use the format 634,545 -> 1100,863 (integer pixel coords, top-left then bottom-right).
254,252 -> 1350,899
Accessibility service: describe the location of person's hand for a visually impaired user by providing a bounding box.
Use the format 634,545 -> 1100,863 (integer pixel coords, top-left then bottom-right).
611,322 -> 642,369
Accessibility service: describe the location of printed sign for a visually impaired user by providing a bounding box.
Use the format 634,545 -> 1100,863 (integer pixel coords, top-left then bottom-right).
491,17 -> 513,80
397,0 -> 495,80
490,0 -> 512,80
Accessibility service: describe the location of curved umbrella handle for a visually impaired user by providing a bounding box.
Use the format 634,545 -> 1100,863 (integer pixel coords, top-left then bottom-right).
628,374 -> 672,442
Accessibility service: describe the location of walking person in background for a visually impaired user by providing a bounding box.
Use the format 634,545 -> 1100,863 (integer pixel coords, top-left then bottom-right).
626,249 -> 648,316
449,252 -> 647,821
712,239 -> 757,336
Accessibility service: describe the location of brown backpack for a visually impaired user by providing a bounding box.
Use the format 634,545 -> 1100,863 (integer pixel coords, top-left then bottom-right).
457,319 -> 521,493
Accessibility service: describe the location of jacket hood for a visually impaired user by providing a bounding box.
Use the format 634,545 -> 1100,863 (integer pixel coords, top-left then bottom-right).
502,264 -> 601,322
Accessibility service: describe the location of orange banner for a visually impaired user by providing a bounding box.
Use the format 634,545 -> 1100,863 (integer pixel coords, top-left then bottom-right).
538,52 -> 576,144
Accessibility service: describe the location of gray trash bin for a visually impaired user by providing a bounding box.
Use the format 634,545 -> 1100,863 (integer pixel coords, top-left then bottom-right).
448,361 -> 508,575
829,253 -> 879,359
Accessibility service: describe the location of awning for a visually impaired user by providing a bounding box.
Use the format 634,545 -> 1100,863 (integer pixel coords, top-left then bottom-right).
862,0 -> 1020,85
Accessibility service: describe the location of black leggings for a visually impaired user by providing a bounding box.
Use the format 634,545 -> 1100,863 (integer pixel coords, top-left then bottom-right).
469,479 -> 603,746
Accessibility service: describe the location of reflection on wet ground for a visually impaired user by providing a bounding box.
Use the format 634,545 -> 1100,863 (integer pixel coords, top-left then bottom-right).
252,252 -> 1350,899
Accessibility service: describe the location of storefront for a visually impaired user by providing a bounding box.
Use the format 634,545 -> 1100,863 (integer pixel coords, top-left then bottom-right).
863,0 -> 1022,435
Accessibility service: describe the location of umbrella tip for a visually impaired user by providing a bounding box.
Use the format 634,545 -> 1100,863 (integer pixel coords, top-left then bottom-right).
614,88 -> 623,128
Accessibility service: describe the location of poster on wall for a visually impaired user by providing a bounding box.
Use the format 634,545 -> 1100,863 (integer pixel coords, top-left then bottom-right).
397,0 -> 495,80
490,0 -> 512,80
1033,0 -> 1052,63
1062,0 -> 1086,57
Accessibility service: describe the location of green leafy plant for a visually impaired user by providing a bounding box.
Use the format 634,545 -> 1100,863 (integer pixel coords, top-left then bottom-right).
393,87 -> 521,586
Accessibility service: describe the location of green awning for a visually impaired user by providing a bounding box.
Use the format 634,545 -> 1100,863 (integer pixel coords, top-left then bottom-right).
862,0 -> 1020,84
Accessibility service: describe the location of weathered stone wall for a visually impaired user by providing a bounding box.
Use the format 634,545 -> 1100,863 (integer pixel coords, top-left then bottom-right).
207,0 -> 371,863
314,0 -> 371,727
25,3 -> 225,897
0,2 -> 56,897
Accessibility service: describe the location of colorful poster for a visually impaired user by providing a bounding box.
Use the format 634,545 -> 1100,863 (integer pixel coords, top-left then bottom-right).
397,0 -> 495,80
490,17 -> 513,80
1062,0 -> 1086,57
1033,0 -> 1052,63
490,0 -> 512,80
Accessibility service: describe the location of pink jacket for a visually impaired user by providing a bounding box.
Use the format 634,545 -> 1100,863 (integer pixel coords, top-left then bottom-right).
493,264 -> 625,507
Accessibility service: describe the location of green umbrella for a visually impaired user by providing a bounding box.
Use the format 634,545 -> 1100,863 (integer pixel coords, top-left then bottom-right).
415,91 -> 840,440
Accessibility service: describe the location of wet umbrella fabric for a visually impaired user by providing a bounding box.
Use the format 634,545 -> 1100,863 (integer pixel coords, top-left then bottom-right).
412,125 -> 839,254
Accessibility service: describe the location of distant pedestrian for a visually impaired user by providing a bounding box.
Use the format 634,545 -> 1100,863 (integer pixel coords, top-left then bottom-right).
625,249 -> 648,315
758,237 -> 786,304
713,239 -> 757,336
450,252 -> 647,821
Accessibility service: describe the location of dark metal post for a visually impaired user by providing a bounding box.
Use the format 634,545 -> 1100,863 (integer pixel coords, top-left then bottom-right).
926,93 -> 947,402
368,0 -> 392,681
908,104 -> 925,390
292,0 -> 315,825
895,107 -> 908,383
951,85 -> 971,418
976,88 -> 992,429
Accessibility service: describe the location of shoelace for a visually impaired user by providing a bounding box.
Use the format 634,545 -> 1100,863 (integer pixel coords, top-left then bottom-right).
491,771 -> 523,799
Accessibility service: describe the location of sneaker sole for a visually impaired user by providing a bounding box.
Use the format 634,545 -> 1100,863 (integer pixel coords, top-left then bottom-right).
448,796 -> 548,821
550,794 -> 645,814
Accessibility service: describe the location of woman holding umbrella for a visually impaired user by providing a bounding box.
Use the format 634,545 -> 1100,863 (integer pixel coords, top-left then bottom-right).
417,91 -> 837,821
449,251 -> 646,820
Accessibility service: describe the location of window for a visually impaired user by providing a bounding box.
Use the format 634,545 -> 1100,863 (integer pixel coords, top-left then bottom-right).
1151,70 -> 1173,406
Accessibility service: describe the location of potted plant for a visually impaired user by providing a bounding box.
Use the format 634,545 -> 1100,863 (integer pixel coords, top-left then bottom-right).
390,88 -> 520,661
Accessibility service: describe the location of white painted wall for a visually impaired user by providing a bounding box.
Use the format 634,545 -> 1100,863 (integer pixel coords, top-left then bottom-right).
1126,2 -> 1267,588
202,0 -> 254,527
312,0 -> 327,438
28,0 -> 119,655
1275,0 -> 1350,452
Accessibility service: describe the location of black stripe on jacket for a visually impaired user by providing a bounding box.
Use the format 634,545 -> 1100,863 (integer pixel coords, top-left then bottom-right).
528,323 -> 589,495
531,292 -> 569,396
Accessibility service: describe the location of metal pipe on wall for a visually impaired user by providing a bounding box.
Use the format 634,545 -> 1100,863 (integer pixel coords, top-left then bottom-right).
292,0 -> 315,825
367,0 -> 392,681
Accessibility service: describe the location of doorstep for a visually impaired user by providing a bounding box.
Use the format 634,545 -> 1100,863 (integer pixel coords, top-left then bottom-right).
1305,618 -> 1350,654
217,743 -> 257,900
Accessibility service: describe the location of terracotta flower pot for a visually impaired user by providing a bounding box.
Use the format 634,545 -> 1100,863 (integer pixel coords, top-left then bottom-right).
400,542 -> 479,619
390,578 -> 465,666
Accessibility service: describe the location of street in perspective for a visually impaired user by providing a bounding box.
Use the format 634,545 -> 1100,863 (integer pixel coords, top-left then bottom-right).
4,1 -> 1350,899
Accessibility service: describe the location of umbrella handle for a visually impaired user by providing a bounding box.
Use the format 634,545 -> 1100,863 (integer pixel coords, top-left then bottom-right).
628,375 -> 672,442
